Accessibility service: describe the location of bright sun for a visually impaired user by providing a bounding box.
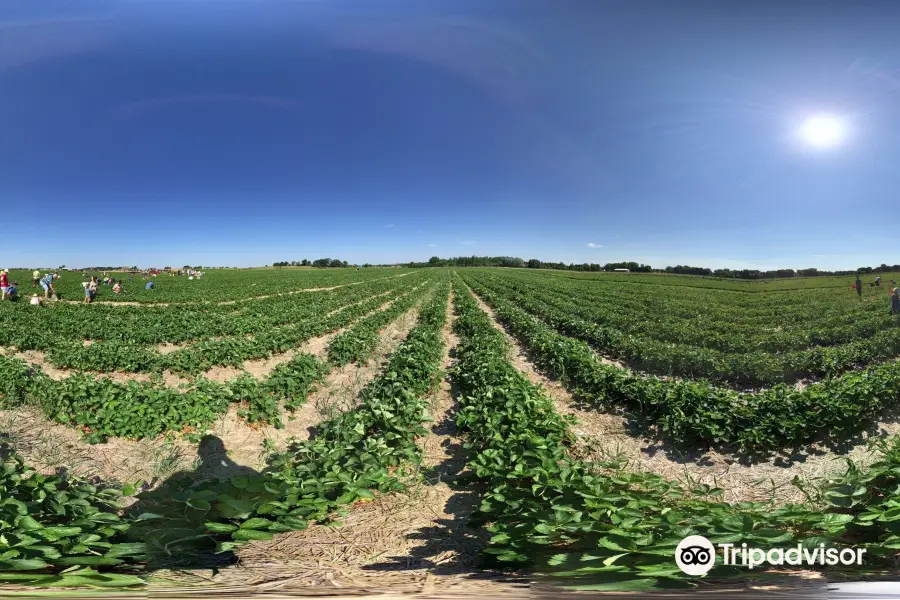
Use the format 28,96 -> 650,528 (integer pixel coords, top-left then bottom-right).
799,113 -> 846,149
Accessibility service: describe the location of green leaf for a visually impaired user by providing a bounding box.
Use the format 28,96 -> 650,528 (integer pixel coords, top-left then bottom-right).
16,516 -> 43,531
136,513 -> 162,521
205,522 -> 239,534
186,498 -> 212,511
232,529 -> 274,541
37,527 -> 82,541
241,518 -> 274,530
55,556 -> 124,566
0,558 -> 50,571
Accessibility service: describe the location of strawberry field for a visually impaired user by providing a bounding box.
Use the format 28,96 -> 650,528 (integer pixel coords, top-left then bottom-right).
1,266 -> 900,592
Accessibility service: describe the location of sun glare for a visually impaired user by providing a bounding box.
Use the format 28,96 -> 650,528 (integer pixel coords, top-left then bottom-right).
798,113 -> 846,149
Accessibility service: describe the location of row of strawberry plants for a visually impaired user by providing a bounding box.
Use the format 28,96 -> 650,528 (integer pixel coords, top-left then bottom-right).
542,267 -> 895,293
0,274 -> 448,586
448,279 -> 899,589
0,346 -> 344,583
130,280 -> 452,560
0,282 -> 435,442
493,269 -> 887,339
5,267 -> 413,304
326,286 -> 431,366
0,271 -> 427,351
0,347 -> 331,442
482,271 -> 894,354
162,285 -> 423,374
462,278 -> 900,454
470,274 -> 900,387
227,353 -> 333,428
0,284 -> 293,346
43,284 -> 417,374
528,268 -> 882,313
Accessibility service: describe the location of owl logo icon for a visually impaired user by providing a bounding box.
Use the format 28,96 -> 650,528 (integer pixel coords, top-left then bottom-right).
675,535 -> 715,576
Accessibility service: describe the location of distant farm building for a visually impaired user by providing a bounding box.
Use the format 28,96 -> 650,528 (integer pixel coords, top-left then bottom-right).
614,268 -> 630,273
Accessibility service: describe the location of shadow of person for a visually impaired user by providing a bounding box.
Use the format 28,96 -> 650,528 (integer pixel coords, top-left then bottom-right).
362,379 -> 498,580
123,435 -> 272,573
192,435 -> 261,481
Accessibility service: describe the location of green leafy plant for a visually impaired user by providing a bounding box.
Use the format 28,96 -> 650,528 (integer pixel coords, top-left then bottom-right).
448,277 -> 900,590
462,275 -> 900,454
0,451 -> 146,586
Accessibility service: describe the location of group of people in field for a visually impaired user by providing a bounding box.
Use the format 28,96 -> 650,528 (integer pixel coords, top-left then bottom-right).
0,270 -> 61,304
82,272 -> 147,303
0,267 -> 204,306
854,275 -> 900,315
81,275 -> 124,304
77,269 -> 201,303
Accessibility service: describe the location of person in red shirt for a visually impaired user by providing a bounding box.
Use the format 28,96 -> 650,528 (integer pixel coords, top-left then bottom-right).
0,269 -> 9,300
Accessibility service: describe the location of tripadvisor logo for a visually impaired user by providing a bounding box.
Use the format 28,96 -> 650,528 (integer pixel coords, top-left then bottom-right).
675,535 -> 716,576
675,535 -> 867,576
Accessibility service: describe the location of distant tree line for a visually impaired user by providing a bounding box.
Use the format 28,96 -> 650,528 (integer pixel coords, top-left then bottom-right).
407,256 -> 654,272
404,256 -> 900,279
272,259 -> 350,268
703,263 -> 900,279
69,265 -> 133,271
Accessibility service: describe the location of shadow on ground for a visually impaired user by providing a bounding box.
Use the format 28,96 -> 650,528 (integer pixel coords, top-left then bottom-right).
123,434 -> 272,573
359,366 -> 523,586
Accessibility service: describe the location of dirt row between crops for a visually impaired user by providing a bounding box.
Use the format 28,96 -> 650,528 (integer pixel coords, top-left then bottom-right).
464,287 -> 900,506
1,291 -> 408,389
53,271 -> 415,308
150,289 -> 399,356
468,281 -> 900,395
165,286 -> 526,596
0,302 -> 425,488
0,284 -> 418,376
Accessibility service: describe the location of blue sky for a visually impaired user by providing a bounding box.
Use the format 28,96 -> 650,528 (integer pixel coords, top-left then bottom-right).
1,0 -> 898,270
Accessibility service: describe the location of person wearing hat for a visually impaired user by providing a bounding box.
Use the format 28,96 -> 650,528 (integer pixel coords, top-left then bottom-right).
31,270 -> 40,288
0,269 -> 8,300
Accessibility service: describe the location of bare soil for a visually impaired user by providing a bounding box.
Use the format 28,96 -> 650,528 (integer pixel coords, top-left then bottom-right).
17,349 -> 72,381
3,289 -> 408,387
225,294 -> 400,382
207,304 -> 423,470
217,288 -> 524,595
156,342 -> 186,355
0,406 -> 194,491
0,304 -> 426,499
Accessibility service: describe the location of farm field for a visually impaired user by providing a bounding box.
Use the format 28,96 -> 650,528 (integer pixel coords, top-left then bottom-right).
3,267 -> 410,304
1,267 -> 900,593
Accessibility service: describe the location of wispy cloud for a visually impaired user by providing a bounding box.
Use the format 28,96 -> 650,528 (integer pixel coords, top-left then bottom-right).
424,243 -> 437,247
460,240 -> 477,246
0,16 -> 115,73
587,242 -> 604,249
116,94 -> 301,118
384,223 -> 395,228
